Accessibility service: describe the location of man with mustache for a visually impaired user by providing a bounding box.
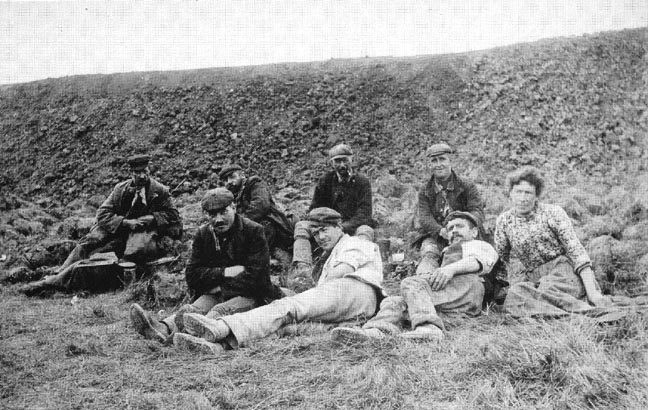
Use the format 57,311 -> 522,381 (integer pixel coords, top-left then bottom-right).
130,188 -> 284,343
219,164 -> 293,255
20,154 -> 182,295
292,144 -> 376,280
170,207 -> 384,354
332,211 -> 498,342
415,143 -> 485,277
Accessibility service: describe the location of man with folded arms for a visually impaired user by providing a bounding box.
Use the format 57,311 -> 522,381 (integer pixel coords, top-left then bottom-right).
173,207 -> 384,354
332,211 -> 498,342
130,188 -> 283,343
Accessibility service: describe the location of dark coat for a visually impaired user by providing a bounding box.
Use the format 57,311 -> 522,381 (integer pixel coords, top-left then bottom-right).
184,215 -> 283,304
418,170 -> 484,239
96,177 -> 182,239
234,176 -> 293,240
309,171 -> 376,234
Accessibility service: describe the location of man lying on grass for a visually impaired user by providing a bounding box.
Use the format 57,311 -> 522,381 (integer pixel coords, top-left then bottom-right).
332,211 -> 498,342
130,188 -> 285,343
172,207 -> 385,354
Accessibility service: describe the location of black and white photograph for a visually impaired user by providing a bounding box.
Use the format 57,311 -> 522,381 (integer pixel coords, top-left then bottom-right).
1,1 -> 647,408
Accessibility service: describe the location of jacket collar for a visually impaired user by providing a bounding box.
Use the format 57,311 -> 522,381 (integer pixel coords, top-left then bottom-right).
335,169 -> 354,183
431,170 -> 460,193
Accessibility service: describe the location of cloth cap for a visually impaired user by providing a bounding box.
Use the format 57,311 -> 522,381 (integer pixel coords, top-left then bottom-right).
219,164 -> 243,180
328,144 -> 353,159
444,211 -> 480,228
427,143 -> 453,157
201,188 -> 234,212
306,207 -> 342,227
127,154 -> 151,170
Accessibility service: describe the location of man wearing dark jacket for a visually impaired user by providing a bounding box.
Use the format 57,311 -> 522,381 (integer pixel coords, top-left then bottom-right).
415,143 -> 484,275
130,188 -> 284,343
219,164 -> 293,253
20,154 -> 182,295
63,154 -> 182,267
292,143 -> 376,276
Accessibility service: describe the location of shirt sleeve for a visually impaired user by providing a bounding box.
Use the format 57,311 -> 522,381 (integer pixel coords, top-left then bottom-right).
96,183 -> 126,234
494,213 -> 511,265
309,175 -> 330,211
342,177 -> 373,232
462,181 -> 485,227
418,187 -> 443,237
184,228 -> 225,295
548,205 -> 591,270
461,240 -> 499,275
242,179 -> 272,222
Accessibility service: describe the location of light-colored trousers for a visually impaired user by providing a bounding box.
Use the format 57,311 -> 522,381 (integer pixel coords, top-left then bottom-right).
364,274 -> 484,333
221,277 -> 378,345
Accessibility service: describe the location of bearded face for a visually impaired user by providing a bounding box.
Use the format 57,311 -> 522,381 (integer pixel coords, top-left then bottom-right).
330,156 -> 353,179
225,171 -> 245,194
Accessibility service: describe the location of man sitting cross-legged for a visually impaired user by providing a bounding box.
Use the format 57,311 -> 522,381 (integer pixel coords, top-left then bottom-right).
130,188 -> 284,343
332,211 -> 498,342
172,207 -> 384,354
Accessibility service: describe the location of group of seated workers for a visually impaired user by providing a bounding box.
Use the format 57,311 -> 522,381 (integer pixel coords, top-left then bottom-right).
21,142 -> 621,353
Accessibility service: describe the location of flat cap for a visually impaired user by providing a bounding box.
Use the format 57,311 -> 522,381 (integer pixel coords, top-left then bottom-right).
427,143 -> 453,157
328,143 -> 353,159
201,188 -> 234,212
127,154 -> 151,169
306,207 -> 342,227
444,211 -> 480,228
219,164 -> 243,180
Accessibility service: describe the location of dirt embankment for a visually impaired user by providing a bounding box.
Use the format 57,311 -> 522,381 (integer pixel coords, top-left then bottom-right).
1,28 -> 647,287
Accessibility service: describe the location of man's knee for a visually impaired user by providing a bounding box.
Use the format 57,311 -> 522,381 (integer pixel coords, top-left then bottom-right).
78,227 -> 111,248
378,295 -> 407,314
401,276 -> 430,294
419,238 -> 441,258
293,221 -> 312,240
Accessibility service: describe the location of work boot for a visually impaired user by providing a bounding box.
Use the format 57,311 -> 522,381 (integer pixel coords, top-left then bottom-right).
400,324 -> 444,341
130,303 -> 171,343
173,304 -> 202,333
173,333 -> 226,355
183,313 -> 231,343
331,327 -> 386,344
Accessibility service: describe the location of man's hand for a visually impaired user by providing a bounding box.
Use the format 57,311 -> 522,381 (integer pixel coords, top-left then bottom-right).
428,266 -> 455,291
137,215 -> 155,227
121,218 -> 144,231
223,265 -> 245,278
579,266 -> 613,308
439,227 -> 449,241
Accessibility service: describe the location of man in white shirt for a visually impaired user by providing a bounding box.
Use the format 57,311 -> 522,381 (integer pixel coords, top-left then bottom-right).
332,211 -> 498,342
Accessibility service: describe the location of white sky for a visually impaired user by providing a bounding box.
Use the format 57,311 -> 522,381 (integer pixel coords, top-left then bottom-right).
1,0 -> 646,85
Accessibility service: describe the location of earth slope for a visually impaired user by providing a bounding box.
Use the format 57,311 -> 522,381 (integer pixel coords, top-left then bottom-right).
1,28 -> 647,282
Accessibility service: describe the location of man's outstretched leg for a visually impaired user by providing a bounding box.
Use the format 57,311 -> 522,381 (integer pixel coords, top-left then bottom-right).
177,277 -> 378,352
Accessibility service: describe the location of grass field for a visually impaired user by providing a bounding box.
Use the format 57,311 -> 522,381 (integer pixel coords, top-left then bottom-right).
1,282 -> 647,410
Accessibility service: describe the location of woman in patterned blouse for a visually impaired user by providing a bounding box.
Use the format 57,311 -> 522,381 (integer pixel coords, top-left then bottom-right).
494,166 -> 610,317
